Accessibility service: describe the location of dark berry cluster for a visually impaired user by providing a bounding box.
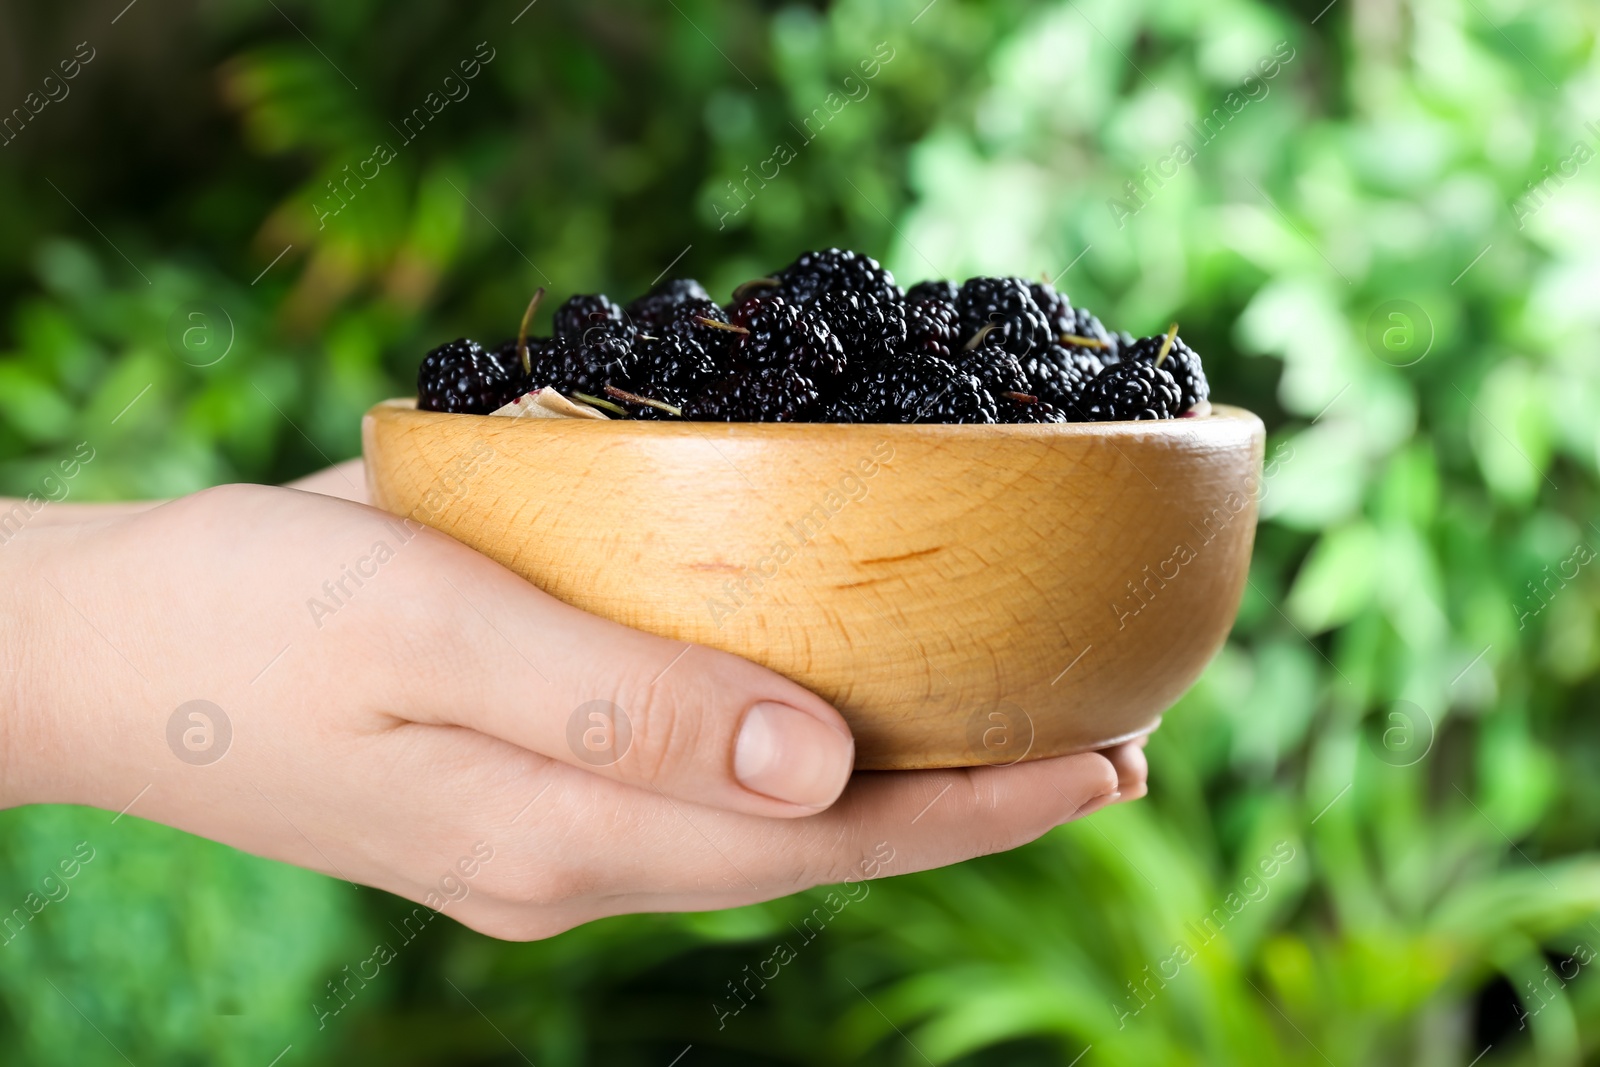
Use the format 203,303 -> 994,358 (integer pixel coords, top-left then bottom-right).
414,249 -> 1212,423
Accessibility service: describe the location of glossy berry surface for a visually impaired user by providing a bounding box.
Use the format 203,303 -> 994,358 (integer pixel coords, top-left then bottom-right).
489,339 -> 532,384
492,336 -> 572,390
684,366 -> 821,422
625,279 -> 712,331
1020,351 -> 1092,418
554,293 -> 633,343
814,289 -> 906,366
642,297 -> 735,372
418,339 -> 523,414
1082,361 -> 1182,421
953,325 -> 1030,397
906,279 -> 959,304
1028,281 -> 1074,337
632,332 -> 720,396
552,334 -> 638,398
1064,306 -> 1117,357
903,297 -> 961,362
843,352 -> 998,424
726,296 -> 847,382
1121,332 -> 1209,412
956,277 -> 1053,360
771,248 -> 900,306
997,394 -> 1068,424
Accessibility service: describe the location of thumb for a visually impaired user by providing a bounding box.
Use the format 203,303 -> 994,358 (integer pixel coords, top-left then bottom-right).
422,548 -> 856,818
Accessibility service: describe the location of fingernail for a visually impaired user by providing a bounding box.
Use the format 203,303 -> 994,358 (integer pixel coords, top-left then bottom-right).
1064,790 -> 1120,824
735,702 -> 854,808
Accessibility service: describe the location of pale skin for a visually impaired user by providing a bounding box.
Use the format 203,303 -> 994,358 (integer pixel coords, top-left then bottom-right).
0,461 -> 1148,940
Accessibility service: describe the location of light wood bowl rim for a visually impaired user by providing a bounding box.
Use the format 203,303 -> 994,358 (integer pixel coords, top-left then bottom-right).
371,397 -> 1261,438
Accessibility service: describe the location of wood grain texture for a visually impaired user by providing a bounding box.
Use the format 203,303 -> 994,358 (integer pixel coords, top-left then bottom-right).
363,399 -> 1265,769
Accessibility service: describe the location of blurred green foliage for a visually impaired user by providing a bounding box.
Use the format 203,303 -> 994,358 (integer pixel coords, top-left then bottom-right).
2,0 -> 1599,1063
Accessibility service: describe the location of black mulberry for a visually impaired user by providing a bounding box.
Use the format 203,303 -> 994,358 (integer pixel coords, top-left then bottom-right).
631,331 -> 720,397
554,293 -> 633,344
1082,361 -> 1182,421
1063,306 -> 1117,358
997,392 -> 1068,424
418,339 -> 523,414
770,248 -> 900,306
956,277 -> 1053,360
725,295 -> 847,383
1121,330 -> 1209,412
684,366 -> 821,422
490,337 -> 563,390
903,297 -> 961,362
1028,281 -> 1074,337
953,325 -> 1030,397
814,289 -> 907,366
843,352 -> 998,424
552,334 -> 640,398
626,279 -> 712,332
906,279 -> 959,304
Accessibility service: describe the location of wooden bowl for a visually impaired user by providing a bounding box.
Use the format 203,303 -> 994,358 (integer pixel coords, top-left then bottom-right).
362,399 -> 1264,769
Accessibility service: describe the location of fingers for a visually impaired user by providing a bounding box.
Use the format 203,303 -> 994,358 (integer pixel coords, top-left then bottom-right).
399,533 -> 855,819
2,499 -> 158,527
285,459 -> 368,504
1099,741 -> 1148,802
0,461 -> 366,533
534,750 -> 1117,900
446,750 -> 1122,938
783,751 -> 1123,881
391,705 -> 1127,939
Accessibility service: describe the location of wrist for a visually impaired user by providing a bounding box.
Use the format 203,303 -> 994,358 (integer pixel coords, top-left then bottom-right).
0,525 -> 74,809
0,498 -> 158,529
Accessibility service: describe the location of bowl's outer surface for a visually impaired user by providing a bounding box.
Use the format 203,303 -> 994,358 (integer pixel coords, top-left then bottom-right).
363,401 -> 1265,769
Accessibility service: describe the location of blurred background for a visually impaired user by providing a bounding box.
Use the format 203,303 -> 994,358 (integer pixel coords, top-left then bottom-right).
1,0 -> 1598,1063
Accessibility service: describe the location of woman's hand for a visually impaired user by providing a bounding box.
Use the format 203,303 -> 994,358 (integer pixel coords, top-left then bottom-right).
0,465 -> 1146,941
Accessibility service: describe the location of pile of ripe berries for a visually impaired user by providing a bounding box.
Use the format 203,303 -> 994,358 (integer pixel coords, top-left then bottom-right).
416,249 -> 1210,423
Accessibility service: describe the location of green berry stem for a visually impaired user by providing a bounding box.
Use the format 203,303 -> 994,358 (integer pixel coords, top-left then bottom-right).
964,323 -> 999,351
1060,333 -> 1109,349
1154,322 -> 1179,368
696,316 -> 750,335
516,287 -> 547,377
604,384 -> 684,417
730,276 -> 780,302
571,391 -> 629,416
